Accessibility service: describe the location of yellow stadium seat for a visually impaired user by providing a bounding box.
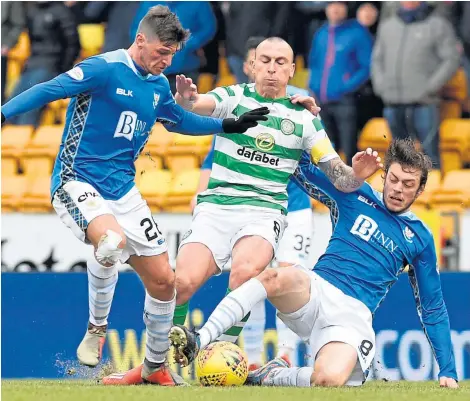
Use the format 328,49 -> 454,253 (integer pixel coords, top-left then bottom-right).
358,118 -> 392,160
1,125 -> 34,158
2,175 -> 29,212
78,24 -> 105,59
311,198 -> 329,214
137,170 -> 172,210
23,125 -> 63,158
198,73 -> 215,94
8,32 -> 30,62
430,170 -> 470,240
144,123 -> 175,157
442,68 -> 468,102
20,176 -> 52,213
134,155 -> 163,185
39,108 -> 56,126
21,157 -> 53,178
215,57 -> 236,87
5,59 -> 22,97
165,169 -> 200,210
414,170 -> 441,207
2,158 -> 18,176
440,101 -> 461,120
168,133 -> 213,157
439,119 -> 470,174
165,155 -> 199,174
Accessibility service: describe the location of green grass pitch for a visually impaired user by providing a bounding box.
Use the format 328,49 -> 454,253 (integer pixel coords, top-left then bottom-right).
2,380 -> 469,401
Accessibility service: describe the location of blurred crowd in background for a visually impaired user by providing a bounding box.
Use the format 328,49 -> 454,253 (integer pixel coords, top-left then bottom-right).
2,1 -> 470,168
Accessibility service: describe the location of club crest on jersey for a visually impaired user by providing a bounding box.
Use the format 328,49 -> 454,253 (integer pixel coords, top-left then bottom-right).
255,133 -> 275,152
66,66 -> 84,81
153,93 -> 160,109
280,118 -> 295,135
403,226 -> 414,243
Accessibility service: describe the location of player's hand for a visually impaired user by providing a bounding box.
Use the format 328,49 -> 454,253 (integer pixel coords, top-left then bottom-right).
351,148 -> 384,180
439,377 -> 459,388
176,74 -> 198,102
222,107 -> 269,133
290,94 -> 321,116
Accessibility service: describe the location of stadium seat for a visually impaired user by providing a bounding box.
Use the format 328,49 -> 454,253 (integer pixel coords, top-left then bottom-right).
20,176 -> 53,213
8,31 -> 30,63
439,119 -> 470,174
215,57 -> 236,87
165,169 -> 200,211
311,198 -> 329,214
21,157 -> 53,179
1,125 -> 34,159
144,123 -> 175,156
5,59 -> 22,97
358,118 -> 392,160
2,158 -> 18,176
165,155 -> 199,174
22,125 -> 63,158
78,24 -> 105,59
134,154 -> 163,185
198,73 -> 215,94
414,170 -> 441,207
137,169 -> 172,211
168,133 -> 213,157
1,175 -> 29,212
440,101 -> 462,120
430,170 -> 470,241
442,68 -> 468,103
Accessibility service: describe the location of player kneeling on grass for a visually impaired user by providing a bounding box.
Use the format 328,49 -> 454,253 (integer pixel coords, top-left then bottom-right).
170,139 -> 459,388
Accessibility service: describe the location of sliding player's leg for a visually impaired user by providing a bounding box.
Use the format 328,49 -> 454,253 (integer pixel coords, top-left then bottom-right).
52,181 -> 126,367
247,272 -> 375,387
170,265 -> 311,366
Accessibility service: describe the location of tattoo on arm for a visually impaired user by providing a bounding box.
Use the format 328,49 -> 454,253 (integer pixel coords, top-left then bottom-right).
318,157 -> 363,193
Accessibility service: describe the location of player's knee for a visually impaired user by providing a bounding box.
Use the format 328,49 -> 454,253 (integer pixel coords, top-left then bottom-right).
94,229 -> 126,267
313,370 -> 348,387
175,273 -> 197,305
229,261 -> 265,290
257,269 -> 282,297
145,265 -> 175,298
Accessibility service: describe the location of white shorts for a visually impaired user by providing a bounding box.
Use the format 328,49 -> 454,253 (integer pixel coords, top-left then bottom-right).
275,208 -> 314,268
52,180 -> 168,263
277,269 -> 375,386
180,203 -> 287,272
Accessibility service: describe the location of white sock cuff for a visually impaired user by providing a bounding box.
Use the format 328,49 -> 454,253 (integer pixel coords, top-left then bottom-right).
145,291 -> 176,315
87,258 -> 117,279
229,278 -> 267,311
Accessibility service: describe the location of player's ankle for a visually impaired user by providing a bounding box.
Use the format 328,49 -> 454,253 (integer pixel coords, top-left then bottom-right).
87,322 -> 107,334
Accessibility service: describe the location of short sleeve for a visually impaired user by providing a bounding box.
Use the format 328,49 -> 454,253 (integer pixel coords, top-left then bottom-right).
302,114 -> 339,164
53,56 -> 110,97
207,85 -> 240,119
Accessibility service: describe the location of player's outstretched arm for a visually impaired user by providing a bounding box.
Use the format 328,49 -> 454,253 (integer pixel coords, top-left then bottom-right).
317,148 -> 383,193
174,74 -> 217,116
1,58 -> 109,125
409,240 -> 459,388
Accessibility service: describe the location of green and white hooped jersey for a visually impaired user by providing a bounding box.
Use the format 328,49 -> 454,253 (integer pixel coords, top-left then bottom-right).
198,83 -> 338,214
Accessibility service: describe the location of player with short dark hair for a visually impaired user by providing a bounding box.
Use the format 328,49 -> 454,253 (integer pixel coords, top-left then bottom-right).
1,5 -> 268,386
170,139 -> 459,388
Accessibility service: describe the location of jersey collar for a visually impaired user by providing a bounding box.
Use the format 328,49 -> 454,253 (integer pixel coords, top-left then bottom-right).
123,50 -> 153,80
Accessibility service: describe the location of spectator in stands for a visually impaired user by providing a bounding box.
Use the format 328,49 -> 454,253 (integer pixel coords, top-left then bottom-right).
371,1 -> 460,168
1,2 -> 25,104
84,2 -> 139,52
308,1 -> 373,164
223,1 -> 292,83
130,1 -> 216,94
7,2 -> 80,127
356,2 -> 383,131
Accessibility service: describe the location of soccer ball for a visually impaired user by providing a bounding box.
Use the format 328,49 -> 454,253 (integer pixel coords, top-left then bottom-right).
195,341 -> 249,386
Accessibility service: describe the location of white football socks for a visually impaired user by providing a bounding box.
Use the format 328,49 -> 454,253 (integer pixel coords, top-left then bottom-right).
243,300 -> 266,366
198,278 -> 267,349
264,366 -> 313,387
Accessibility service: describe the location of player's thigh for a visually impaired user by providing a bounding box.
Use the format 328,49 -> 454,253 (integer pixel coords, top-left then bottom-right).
175,242 -> 219,304
259,266 -> 311,314
52,180 -> 124,248
313,341 -> 358,387
128,253 -> 174,301
276,209 -> 313,267
230,211 -> 286,289
110,187 -> 168,264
